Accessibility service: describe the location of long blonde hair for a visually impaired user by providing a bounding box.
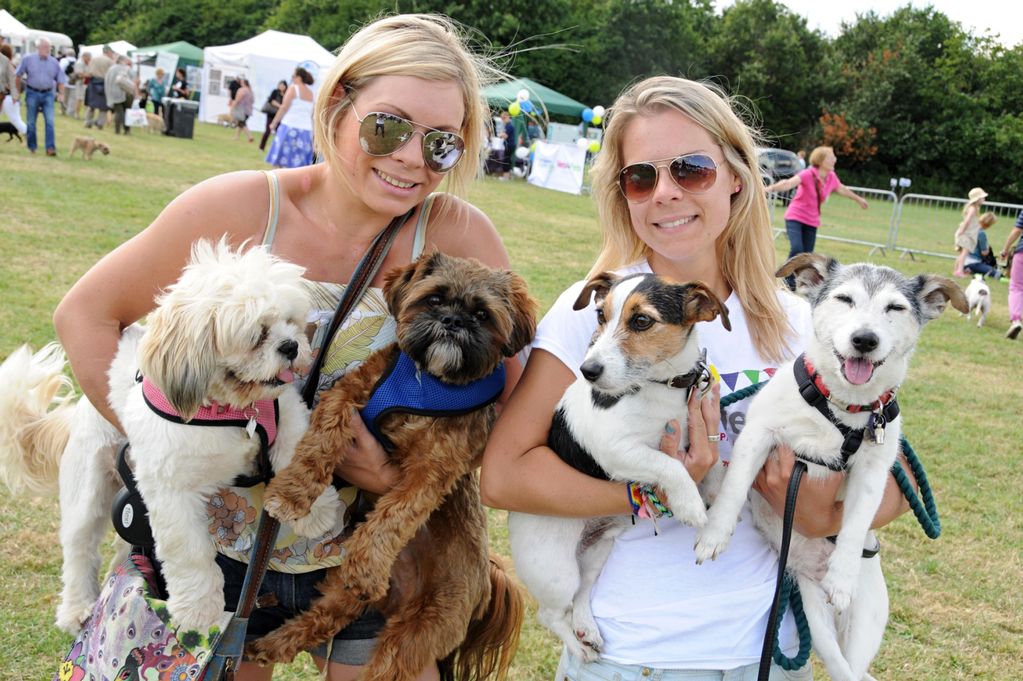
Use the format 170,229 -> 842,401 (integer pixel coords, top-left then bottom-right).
589,76 -> 793,363
314,14 -> 495,196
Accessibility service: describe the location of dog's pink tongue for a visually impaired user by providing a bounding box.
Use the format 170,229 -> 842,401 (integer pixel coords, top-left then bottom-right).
843,357 -> 874,385
277,368 -> 295,384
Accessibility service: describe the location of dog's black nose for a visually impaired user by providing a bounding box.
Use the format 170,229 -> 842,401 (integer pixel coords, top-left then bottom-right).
277,339 -> 299,361
580,360 -> 604,383
851,330 -> 879,353
441,314 -> 465,330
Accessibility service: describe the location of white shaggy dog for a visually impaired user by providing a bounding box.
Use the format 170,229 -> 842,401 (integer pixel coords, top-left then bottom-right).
508,272 -> 729,662
695,254 -> 966,681
0,240 -> 340,633
963,274 -> 991,328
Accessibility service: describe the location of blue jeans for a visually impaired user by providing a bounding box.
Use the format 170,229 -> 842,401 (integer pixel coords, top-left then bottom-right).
784,219 -> 818,290
25,88 -> 56,152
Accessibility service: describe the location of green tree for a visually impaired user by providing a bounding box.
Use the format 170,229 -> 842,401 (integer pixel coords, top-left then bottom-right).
705,0 -> 834,150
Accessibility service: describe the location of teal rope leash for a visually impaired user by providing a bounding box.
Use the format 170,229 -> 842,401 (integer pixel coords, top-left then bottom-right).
772,575 -> 812,669
892,436 -> 941,539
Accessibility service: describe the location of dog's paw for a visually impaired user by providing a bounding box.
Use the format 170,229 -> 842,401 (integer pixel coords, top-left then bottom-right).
821,570 -> 854,612
246,635 -> 300,666
168,591 -> 226,631
289,487 -> 341,538
693,524 -> 732,564
571,612 -> 604,658
263,486 -> 314,523
669,493 -> 708,529
564,634 -> 602,663
55,597 -> 95,635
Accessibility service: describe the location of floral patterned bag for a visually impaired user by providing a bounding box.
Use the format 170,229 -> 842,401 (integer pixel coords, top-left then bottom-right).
54,512 -> 278,681
54,552 -> 236,681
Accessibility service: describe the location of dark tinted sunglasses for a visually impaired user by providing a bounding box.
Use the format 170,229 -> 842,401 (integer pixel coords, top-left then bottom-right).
351,102 -> 465,174
618,154 -> 719,202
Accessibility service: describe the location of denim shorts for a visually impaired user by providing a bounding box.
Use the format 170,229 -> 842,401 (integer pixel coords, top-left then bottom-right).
555,648 -> 814,681
217,553 -> 383,665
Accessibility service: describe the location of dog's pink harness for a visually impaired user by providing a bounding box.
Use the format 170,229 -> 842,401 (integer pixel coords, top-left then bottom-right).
141,377 -> 279,446
141,376 -> 279,486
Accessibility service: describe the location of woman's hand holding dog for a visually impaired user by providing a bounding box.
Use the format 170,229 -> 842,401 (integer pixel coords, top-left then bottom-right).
752,448 -> 916,538
331,413 -> 397,495
658,381 -> 721,484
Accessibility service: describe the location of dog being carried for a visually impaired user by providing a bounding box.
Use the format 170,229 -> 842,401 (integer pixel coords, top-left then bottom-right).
245,252 -> 537,681
0,239 -> 340,633
508,271 -> 730,662
695,253 -> 966,681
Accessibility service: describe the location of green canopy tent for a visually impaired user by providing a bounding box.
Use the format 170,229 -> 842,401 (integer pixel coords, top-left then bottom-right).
483,77 -> 586,118
130,40 -> 204,68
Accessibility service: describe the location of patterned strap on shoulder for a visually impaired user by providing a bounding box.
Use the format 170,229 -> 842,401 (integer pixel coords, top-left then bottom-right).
261,170 -> 281,246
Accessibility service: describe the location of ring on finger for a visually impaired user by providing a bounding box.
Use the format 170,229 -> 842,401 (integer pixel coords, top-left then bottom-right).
707,434 -> 721,442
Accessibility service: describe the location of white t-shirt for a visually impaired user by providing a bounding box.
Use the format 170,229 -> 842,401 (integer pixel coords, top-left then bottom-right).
533,260 -> 814,669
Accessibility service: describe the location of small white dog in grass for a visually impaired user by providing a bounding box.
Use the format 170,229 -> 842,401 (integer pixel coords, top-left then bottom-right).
0,240 -> 341,633
963,274 -> 991,327
695,253 -> 966,681
509,271 -> 729,661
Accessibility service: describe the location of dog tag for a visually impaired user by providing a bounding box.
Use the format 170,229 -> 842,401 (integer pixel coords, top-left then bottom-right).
246,417 -> 258,439
868,412 -> 886,445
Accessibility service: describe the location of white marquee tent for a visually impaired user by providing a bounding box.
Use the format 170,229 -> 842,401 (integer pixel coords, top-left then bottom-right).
1,10 -> 73,60
78,40 -> 139,60
200,30 -> 335,133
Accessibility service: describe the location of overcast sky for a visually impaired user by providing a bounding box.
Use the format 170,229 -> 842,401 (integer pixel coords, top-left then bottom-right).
715,0 -> 1023,49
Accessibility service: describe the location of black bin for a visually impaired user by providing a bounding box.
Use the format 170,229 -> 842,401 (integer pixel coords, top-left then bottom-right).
163,98 -> 199,139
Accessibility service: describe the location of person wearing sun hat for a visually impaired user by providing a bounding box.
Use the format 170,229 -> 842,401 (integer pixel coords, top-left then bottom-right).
954,186 -> 988,277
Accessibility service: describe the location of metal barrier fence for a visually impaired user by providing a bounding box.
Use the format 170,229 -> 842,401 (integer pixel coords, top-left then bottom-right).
892,194 -> 1023,261
767,186 -> 1023,261
768,186 -> 898,256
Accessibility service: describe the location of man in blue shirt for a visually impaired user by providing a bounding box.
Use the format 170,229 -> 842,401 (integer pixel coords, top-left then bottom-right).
14,38 -> 67,156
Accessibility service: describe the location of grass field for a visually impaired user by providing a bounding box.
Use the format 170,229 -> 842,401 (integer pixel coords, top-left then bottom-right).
1,113 -> 1021,681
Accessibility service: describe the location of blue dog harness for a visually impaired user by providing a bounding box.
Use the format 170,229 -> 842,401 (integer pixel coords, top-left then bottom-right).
360,351 -> 506,452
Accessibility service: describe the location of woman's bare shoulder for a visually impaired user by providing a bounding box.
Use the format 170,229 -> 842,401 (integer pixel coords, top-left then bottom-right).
425,193 -> 510,268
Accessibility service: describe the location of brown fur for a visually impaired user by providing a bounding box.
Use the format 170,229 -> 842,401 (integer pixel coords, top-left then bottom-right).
69,136 -> 110,160
247,253 -> 537,680
145,112 -> 165,134
216,112 -> 234,126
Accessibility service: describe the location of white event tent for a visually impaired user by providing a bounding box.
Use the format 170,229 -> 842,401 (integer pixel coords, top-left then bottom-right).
1,10 -> 73,60
200,30 -> 335,133
78,40 -> 139,59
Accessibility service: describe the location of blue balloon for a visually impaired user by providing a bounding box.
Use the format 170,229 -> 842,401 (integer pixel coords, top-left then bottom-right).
520,100 -> 534,113
581,107 -> 594,122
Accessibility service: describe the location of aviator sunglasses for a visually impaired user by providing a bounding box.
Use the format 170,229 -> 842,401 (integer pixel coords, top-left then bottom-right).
350,102 -> 465,173
618,153 -> 719,202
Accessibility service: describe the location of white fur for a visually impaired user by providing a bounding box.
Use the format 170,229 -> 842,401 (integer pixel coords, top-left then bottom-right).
509,274 -> 724,662
963,274 -> 990,327
695,256 -> 962,681
0,240 -> 341,633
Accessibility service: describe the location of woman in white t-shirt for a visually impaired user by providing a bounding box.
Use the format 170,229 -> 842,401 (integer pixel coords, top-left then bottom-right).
481,76 -> 913,680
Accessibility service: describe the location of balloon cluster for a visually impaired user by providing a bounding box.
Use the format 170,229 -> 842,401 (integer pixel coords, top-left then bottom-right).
577,104 -> 605,153
580,105 -> 605,127
508,88 -> 535,117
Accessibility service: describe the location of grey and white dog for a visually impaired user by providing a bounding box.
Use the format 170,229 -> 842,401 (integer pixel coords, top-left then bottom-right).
695,253 -> 966,681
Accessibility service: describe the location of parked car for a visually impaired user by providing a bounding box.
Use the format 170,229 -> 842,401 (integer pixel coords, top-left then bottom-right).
756,147 -> 801,185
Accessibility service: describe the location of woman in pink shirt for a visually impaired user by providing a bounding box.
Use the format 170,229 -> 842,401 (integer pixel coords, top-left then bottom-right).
766,145 -> 868,289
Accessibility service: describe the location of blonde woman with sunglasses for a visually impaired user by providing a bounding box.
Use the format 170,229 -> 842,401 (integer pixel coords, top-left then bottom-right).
54,14 -> 520,681
482,76 -> 912,681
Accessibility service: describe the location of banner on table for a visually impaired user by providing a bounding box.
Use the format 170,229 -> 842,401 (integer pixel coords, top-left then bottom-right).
527,141 -> 586,195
